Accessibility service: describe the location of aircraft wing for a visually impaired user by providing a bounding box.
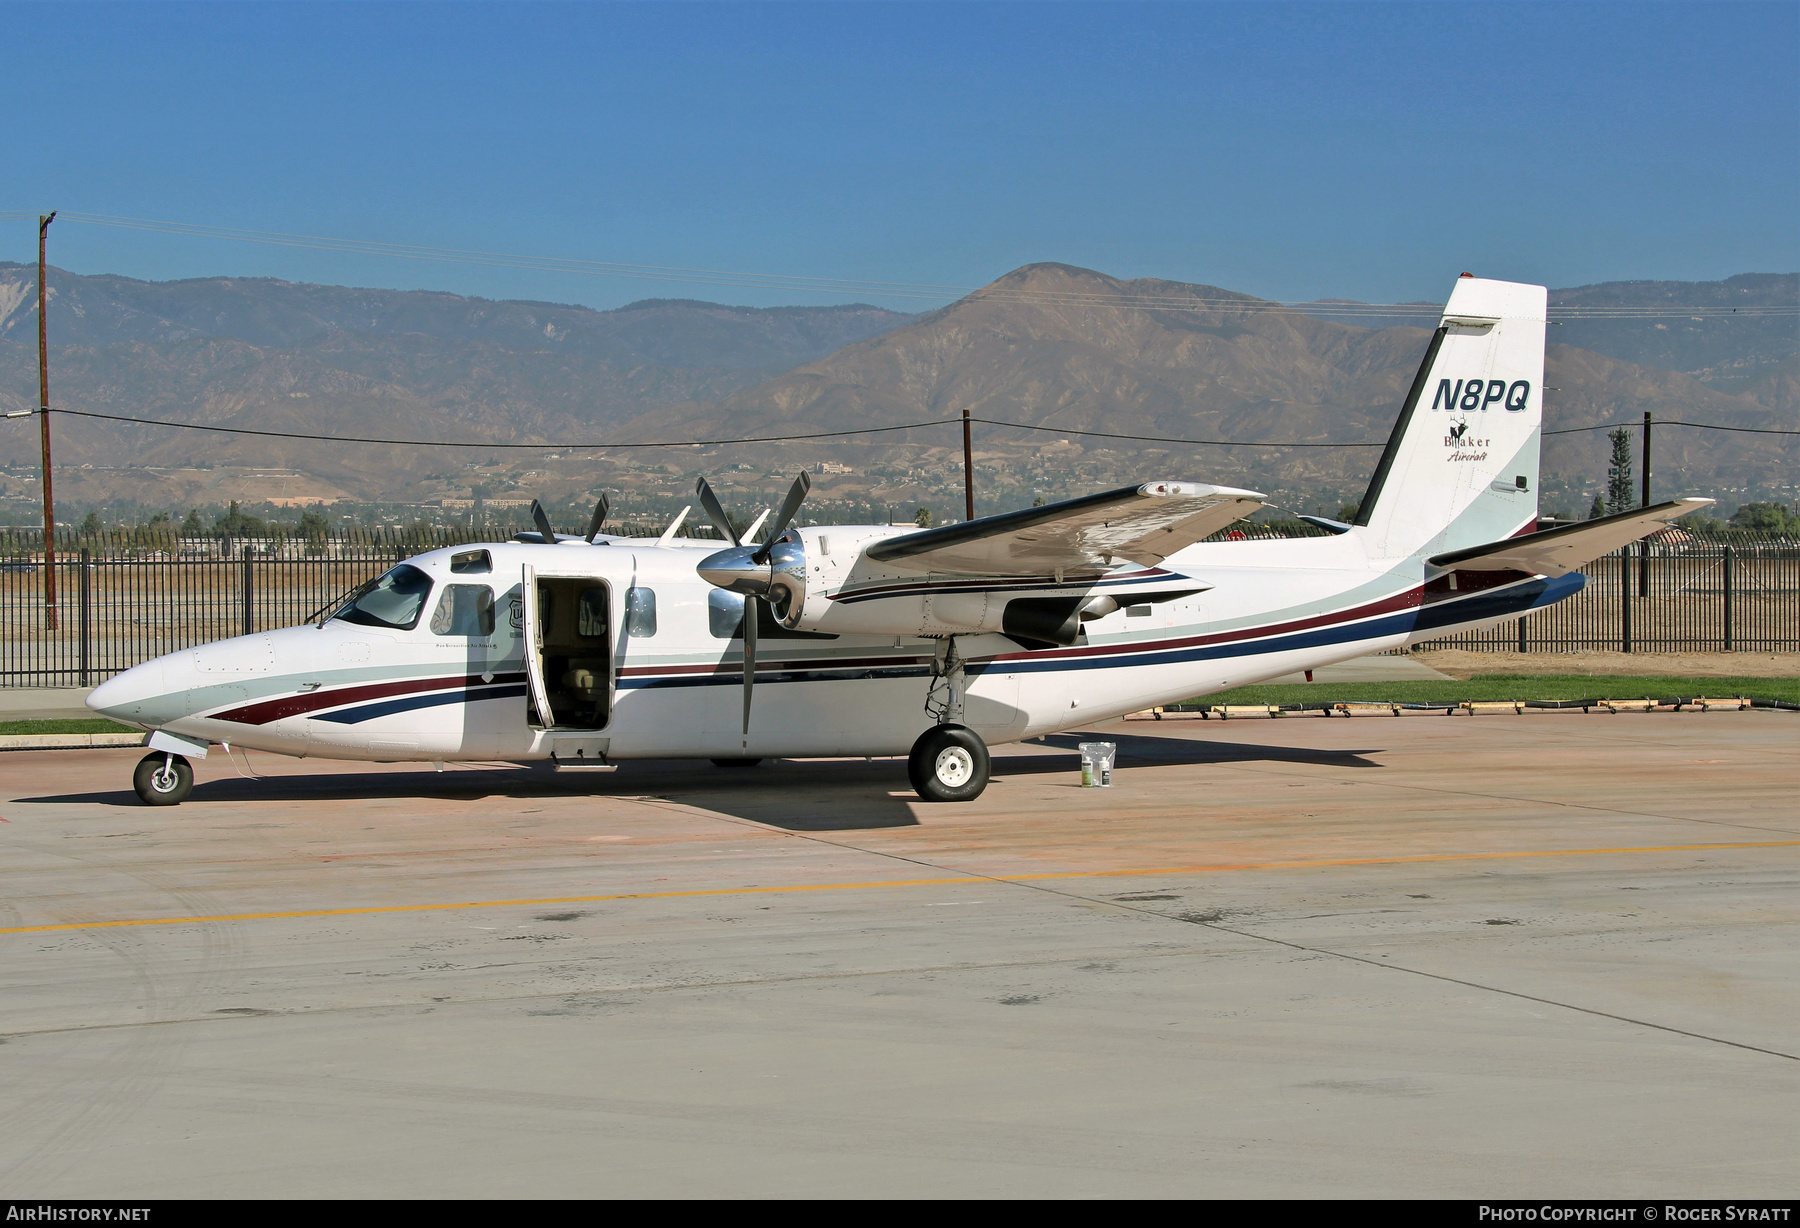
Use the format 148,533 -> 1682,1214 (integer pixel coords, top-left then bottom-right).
864,481 -> 1265,576
1429,498 -> 1714,577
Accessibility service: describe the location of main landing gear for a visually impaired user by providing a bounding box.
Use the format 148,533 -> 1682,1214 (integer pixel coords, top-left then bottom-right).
133,751 -> 193,806
907,724 -> 990,803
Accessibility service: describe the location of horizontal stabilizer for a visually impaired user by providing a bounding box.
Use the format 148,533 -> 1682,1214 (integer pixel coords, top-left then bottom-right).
866,481 -> 1264,576
1428,498 -> 1714,577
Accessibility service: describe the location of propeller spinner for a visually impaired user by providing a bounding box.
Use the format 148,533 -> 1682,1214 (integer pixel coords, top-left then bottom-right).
694,471 -> 812,747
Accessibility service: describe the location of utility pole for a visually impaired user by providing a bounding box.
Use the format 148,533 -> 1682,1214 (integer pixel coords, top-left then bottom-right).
1639,410 -> 1652,597
961,407 -> 975,522
37,212 -> 58,631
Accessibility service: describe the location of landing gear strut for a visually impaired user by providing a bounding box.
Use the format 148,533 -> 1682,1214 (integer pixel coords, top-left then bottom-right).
907,725 -> 990,803
133,751 -> 193,806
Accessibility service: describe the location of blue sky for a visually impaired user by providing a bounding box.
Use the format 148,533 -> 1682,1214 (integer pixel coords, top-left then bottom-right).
6,1 -> 1796,309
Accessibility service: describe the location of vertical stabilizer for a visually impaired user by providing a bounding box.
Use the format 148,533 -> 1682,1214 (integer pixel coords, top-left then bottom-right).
1354,276 -> 1546,559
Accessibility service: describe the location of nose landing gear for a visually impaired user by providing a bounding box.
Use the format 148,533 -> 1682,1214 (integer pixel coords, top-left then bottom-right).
133,751 -> 193,806
907,725 -> 990,803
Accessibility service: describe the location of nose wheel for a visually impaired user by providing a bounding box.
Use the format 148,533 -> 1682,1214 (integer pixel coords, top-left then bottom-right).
907,725 -> 990,803
133,751 -> 193,806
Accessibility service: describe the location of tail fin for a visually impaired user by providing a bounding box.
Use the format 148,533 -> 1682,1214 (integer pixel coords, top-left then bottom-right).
1353,275 -> 1546,559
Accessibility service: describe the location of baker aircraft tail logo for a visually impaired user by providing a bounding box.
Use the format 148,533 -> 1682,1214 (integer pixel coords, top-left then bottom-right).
1448,421 -> 1470,441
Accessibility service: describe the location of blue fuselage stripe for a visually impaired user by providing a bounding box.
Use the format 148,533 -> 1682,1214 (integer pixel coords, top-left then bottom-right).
310,684 -> 529,725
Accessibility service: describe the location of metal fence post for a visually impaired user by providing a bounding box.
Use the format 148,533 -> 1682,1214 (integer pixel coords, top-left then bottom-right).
1723,544 -> 1734,652
1620,548 -> 1632,653
79,547 -> 92,687
1517,614 -> 1527,653
241,544 -> 254,637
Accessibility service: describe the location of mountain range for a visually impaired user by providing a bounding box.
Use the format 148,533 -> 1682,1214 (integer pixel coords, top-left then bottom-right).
0,261 -> 1792,524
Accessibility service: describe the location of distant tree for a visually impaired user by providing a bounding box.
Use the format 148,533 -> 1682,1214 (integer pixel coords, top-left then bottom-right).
1588,493 -> 1608,520
297,508 -> 331,555
78,511 -> 103,537
1337,500 -> 1361,522
1605,428 -> 1635,515
400,519 -> 439,550
914,507 -> 933,528
1032,496 -> 1046,507
213,501 -> 267,539
1729,502 -> 1799,537
180,509 -> 204,536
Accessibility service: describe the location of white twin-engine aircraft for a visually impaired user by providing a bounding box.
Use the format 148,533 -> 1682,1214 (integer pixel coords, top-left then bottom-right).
89,275 -> 1709,806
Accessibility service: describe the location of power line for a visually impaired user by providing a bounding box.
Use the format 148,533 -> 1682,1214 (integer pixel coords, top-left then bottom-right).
964,417 -> 1381,447
5,209 -> 1793,320
36,406 -> 959,449
1544,421 -> 1800,437
17,405 -> 1795,451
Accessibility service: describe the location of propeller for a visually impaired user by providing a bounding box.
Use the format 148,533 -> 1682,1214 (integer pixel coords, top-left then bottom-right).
530,499 -> 556,542
514,495 -> 610,544
693,471 -> 813,747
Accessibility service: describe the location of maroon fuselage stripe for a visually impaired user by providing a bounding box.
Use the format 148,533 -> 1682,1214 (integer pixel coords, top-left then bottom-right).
211,673 -> 525,726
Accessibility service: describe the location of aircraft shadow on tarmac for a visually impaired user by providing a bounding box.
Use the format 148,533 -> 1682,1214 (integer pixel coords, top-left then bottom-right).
15,732 -> 1381,832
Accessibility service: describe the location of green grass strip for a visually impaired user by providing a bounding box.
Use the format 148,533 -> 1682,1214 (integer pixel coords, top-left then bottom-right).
0,718 -> 141,736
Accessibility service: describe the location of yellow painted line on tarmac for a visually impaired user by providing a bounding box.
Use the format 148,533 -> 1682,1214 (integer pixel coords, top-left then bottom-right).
5,839 -> 1798,936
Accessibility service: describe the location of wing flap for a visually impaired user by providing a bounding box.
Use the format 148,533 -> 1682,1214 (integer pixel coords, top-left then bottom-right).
1429,498 -> 1714,577
865,481 -> 1264,576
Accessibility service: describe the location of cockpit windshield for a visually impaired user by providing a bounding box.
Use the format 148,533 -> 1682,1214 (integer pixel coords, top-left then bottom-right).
331,564 -> 435,631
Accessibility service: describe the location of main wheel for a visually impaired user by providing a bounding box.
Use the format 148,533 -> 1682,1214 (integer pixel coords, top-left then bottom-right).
906,725 -> 990,803
710,758 -> 764,768
133,751 -> 193,806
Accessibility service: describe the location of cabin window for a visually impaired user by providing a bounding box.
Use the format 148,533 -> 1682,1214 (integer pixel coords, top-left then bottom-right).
429,585 -> 495,636
332,564 -> 434,631
1126,604 -> 1152,617
576,588 -> 609,639
707,589 -> 744,639
625,587 -> 658,637
449,549 -> 492,575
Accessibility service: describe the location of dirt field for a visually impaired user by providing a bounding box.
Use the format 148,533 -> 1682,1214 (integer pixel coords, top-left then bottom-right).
1413,649 -> 1800,679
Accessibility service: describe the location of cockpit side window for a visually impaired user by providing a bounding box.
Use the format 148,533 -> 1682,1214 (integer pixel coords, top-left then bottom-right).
429,584 -> 496,636
332,564 -> 435,631
449,549 -> 492,575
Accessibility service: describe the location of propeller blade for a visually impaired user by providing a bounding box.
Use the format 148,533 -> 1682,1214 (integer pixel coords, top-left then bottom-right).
753,471 -> 812,564
656,506 -> 690,547
741,597 -> 758,745
530,500 -> 556,542
586,494 -> 610,541
743,508 -> 771,544
694,476 -> 740,547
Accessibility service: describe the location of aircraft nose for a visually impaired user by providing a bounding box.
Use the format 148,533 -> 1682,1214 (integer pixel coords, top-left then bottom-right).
697,546 -> 773,597
86,660 -> 165,722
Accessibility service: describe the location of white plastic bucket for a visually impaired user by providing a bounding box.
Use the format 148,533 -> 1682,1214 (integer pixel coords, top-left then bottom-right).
1078,741 -> 1116,787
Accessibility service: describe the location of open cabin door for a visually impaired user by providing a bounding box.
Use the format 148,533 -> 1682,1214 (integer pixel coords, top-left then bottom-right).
520,564 -> 558,729
519,563 -> 614,732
